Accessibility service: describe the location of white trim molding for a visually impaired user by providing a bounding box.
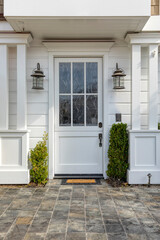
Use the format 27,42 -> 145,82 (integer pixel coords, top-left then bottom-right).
0,33 -> 33,46
43,41 -> 115,52
43,40 -> 114,179
125,32 -> 160,46
128,130 -> 160,184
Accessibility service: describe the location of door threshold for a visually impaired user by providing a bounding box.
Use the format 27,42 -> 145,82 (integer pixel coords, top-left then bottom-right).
54,174 -> 103,179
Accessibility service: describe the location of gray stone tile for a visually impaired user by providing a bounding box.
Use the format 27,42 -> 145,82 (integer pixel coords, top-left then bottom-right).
66,232 -> 86,240
0,216 -> 16,233
107,233 -> 127,240
86,233 -> 107,240
67,220 -> 85,232
127,233 -> 148,240
28,217 -> 50,233
46,233 -> 66,240
86,224 -> 105,233
105,224 -> 124,233
24,233 -> 45,240
48,222 -> 67,233
5,225 -> 29,240
123,223 -> 145,234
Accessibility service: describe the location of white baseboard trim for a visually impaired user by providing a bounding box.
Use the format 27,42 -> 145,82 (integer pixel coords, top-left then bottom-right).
0,169 -> 30,184
127,170 -> 160,184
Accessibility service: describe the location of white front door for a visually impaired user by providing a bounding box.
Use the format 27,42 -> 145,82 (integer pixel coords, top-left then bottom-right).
55,58 -> 103,175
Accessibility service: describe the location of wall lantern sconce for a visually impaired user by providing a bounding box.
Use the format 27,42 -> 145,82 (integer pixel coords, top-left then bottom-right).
112,63 -> 126,89
31,63 -> 45,90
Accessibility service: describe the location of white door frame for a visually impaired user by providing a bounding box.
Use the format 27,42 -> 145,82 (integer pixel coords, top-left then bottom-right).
43,41 -> 115,179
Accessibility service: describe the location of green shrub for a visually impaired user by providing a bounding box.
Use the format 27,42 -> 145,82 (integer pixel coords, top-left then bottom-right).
106,123 -> 129,181
29,132 -> 48,185
158,123 -> 160,130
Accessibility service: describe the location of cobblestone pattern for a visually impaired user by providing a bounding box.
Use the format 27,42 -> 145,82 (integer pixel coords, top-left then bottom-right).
0,180 -> 160,239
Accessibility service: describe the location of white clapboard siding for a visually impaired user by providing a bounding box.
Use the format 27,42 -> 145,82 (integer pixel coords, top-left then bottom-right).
29,138 -> 44,149
27,115 -> 48,126
27,103 -> 48,115
28,127 -> 48,138
9,80 -> 49,92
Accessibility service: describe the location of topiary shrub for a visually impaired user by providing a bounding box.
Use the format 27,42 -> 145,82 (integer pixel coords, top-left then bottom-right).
106,123 -> 129,181
29,132 -> 48,185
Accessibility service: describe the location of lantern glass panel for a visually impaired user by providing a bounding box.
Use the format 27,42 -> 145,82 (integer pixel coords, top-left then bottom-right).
32,77 -> 44,90
113,76 -> 124,89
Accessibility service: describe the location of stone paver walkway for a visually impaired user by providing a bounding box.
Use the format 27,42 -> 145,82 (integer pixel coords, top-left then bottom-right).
0,180 -> 160,240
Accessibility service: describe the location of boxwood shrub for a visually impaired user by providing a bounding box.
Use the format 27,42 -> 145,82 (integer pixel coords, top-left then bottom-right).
29,132 -> 48,185
107,123 -> 129,181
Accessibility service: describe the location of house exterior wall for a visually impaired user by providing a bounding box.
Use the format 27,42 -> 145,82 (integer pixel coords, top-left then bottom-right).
8,41 -> 160,149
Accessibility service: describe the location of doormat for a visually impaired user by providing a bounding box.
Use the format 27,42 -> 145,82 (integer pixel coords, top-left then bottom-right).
61,179 -> 101,185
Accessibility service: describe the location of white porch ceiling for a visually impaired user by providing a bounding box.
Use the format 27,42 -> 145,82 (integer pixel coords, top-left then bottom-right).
7,17 -> 149,41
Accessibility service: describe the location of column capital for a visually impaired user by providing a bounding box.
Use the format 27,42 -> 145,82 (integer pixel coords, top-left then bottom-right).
125,33 -> 160,46
0,33 -> 32,46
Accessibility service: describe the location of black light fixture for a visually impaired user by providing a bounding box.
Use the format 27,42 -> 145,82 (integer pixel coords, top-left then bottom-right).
112,63 -> 126,89
31,63 -> 45,90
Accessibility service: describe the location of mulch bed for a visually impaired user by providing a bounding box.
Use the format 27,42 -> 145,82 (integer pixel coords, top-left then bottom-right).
106,178 -> 128,187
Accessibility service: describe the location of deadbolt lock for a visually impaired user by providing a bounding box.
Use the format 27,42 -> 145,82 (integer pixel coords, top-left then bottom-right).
98,122 -> 102,128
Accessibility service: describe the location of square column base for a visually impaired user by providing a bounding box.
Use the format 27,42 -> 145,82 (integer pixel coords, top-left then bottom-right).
127,170 -> 160,184
128,130 -> 160,184
0,169 -> 30,184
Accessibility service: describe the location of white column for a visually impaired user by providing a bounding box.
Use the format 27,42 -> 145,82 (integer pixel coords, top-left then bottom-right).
131,45 -> 141,130
148,45 -> 158,130
0,45 -> 8,130
17,45 -> 27,130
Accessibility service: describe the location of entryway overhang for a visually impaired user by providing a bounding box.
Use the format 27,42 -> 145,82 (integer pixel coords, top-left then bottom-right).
4,17 -> 149,41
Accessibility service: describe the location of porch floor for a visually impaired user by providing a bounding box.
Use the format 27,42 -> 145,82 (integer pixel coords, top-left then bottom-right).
0,180 -> 160,240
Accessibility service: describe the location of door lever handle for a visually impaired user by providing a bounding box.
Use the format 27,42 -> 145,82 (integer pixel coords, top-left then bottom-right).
99,133 -> 102,147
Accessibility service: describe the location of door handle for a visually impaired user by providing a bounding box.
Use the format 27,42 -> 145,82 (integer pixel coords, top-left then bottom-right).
99,133 -> 102,147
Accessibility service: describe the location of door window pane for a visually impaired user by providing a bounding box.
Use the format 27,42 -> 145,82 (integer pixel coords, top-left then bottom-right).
86,95 -> 98,126
73,63 -> 84,93
59,63 -> 71,93
86,62 -> 98,93
73,95 -> 84,126
59,95 -> 71,126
